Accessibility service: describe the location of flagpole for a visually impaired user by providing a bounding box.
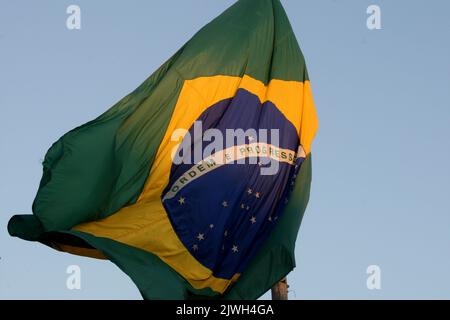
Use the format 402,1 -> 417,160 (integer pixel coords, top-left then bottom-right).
271,277 -> 288,300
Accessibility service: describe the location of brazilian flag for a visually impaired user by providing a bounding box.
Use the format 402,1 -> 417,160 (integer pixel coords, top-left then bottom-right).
8,0 -> 318,299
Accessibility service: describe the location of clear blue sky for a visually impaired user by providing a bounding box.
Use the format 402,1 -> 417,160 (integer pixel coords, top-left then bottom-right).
1,0 -> 449,299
